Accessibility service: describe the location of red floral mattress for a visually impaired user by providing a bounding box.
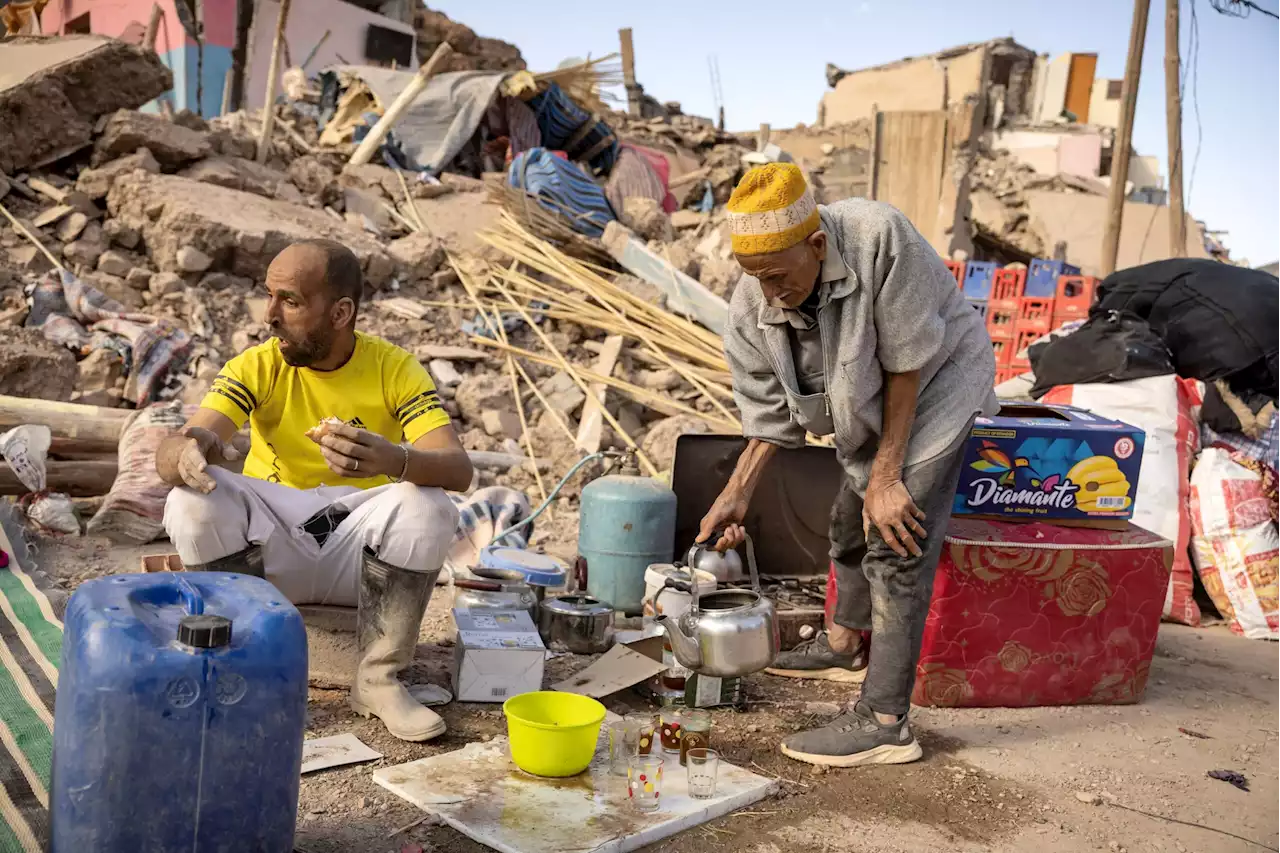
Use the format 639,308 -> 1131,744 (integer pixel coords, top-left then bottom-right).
911,517 -> 1173,708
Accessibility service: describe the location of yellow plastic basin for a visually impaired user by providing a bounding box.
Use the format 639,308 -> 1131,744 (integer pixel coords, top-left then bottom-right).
502,691 -> 606,777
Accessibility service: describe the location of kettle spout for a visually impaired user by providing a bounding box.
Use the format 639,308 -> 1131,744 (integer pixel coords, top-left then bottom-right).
654,614 -> 701,670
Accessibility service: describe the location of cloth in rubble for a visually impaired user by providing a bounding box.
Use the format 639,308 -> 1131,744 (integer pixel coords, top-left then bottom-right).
627,144 -> 678,212
1202,412 -> 1280,476
485,94 -> 542,160
326,66 -> 507,172
509,147 -> 616,238
603,144 -> 668,220
24,270 -> 191,406
1028,310 -> 1175,399
526,82 -> 619,175
1094,258 -> 1279,401
446,486 -> 534,578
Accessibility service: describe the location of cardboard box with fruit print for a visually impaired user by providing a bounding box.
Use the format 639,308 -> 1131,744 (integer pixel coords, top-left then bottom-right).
952,404 -> 1145,523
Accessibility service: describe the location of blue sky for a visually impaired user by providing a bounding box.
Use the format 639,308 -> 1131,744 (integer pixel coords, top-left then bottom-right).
434,0 -> 1279,266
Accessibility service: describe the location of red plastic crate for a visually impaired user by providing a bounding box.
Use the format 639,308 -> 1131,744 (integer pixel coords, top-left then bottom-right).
989,268 -> 1026,311
1055,275 -> 1099,320
944,260 -> 965,288
991,337 -> 1015,365
985,307 -> 1017,340
1016,297 -> 1055,335
994,365 -> 1023,385
1010,329 -> 1040,369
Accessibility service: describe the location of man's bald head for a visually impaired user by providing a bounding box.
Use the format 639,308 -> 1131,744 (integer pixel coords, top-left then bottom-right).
263,240 -> 364,367
272,239 -> 364,316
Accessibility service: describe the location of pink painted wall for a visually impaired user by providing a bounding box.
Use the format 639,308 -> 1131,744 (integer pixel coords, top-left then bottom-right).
41,0 -> 191,55
1056,133 -> 1102,180
245,0 -> 417,110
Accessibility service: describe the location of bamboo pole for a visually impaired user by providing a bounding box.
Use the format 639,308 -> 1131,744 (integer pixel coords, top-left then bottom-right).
454,263 -> 549,515
0,202 -> 65,271
143,3 -> 162,51
349,42 -> 454,167
255,0 -> 292,163
487,279 -> 662,478
469,337 -> 737,432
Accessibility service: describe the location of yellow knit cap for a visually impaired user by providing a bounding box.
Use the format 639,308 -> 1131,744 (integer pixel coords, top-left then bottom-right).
726,163 -> 820,256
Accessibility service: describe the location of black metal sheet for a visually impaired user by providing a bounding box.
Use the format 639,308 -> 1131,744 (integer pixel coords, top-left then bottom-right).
670,435 -> 842,579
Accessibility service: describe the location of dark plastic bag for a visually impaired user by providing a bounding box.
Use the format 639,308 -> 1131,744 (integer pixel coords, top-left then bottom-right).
1029,310 -> 1174,399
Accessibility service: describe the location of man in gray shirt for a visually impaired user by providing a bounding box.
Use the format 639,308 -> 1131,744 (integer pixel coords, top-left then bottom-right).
697,163 -> 997,768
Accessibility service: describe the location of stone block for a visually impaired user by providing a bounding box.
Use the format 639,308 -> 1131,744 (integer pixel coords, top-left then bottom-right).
76,147 -> 161,200
94,109 -> 212,169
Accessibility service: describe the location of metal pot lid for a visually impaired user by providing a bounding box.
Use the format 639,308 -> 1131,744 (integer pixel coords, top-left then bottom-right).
479,546 -> 567,587
541,594 -> 613,617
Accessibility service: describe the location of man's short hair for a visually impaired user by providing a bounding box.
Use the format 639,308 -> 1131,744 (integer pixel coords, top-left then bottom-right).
296,238 -> 364,312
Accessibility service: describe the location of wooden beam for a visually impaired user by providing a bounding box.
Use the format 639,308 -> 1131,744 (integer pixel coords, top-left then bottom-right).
619,27 -> 640,117
1164,0 -> 1186,257
143,3 -> 162,52
0,396 -> 132,450
255,0 -> 292,164
576,334 -> 623,453
348,42 -> 454,167
1101,0 -> 1151,276
0,460 -> 117,497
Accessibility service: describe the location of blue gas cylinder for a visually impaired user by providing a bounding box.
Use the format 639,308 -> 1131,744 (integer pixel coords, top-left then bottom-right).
578,471 -> 677,614
51,572 -> 308,852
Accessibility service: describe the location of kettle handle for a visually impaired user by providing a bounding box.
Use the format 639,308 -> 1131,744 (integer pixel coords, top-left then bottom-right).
743,532 -> 761,593
660,570 -> 700,614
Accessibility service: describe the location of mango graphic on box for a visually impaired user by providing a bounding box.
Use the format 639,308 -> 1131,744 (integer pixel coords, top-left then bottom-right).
1067,455 -> 1132,512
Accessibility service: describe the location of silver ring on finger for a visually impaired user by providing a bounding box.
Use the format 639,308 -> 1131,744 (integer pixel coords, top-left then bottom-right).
352,458 -> 359,472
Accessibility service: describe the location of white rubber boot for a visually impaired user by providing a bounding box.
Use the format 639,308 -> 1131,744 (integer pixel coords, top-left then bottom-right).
348,547 -> 446,742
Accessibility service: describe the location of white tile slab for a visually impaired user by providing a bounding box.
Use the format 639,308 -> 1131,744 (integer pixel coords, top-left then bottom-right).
301,733 -> 382,774
373,735 -> 775,853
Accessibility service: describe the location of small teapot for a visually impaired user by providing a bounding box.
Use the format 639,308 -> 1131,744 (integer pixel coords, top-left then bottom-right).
653,533 -> 779,678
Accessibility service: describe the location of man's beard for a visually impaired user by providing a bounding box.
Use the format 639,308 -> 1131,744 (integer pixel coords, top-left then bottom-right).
274,328 -> 332,367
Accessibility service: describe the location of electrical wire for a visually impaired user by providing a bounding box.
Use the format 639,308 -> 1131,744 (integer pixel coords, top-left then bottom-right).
1209,0 -> 1280,18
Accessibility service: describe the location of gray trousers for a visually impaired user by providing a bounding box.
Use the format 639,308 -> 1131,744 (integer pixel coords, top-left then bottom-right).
829,429 -> 968,717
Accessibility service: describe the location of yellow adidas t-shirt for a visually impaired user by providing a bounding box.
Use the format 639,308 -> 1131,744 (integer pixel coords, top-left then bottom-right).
201,332 -> 451,490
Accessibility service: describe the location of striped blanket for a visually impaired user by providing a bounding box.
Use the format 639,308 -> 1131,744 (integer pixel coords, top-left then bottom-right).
0,524 -> 62,852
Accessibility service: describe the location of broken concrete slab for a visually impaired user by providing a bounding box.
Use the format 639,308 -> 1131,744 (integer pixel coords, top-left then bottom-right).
0,36 -> 172,175
56,211 -> 90,242
96,250 -> 133,277
102,219 -> 141,249
481,408 -> 521,438
76,148 -> 161,200
0,329 -> 77,401
6,245 -> 52,275
94,110 -> 212,170
106,172 -> 391,282
454,373 -> 510,423
180,156 -> 303,203
176,246 -> 213,273
149,271 -> 184,297
386,231 -> 445,281
538,370 -> 587,416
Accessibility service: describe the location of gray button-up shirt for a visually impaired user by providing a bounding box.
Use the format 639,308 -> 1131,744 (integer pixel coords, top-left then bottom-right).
724,199 -> 999,482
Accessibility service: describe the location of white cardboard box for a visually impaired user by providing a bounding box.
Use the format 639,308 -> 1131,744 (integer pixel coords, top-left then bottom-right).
451,608 -> 545,703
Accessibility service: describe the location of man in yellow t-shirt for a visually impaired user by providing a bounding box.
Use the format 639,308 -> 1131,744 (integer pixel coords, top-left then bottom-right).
154,239 -> 473,743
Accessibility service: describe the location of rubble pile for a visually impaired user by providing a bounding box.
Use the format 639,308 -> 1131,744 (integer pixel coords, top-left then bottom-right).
413,4 -> 525,73
968,147 -> 1107,258
0,28 -> 753,534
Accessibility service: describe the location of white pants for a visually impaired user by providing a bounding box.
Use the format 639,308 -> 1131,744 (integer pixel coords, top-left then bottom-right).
163,468 -> 460,606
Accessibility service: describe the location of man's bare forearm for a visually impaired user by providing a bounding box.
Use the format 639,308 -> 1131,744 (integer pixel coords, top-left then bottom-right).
727,438 -> 781,500
402,447 -> 473,492
869,370 -> 921,484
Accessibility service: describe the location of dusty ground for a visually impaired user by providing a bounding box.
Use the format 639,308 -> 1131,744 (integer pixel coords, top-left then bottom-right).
26,532 -> 1280,853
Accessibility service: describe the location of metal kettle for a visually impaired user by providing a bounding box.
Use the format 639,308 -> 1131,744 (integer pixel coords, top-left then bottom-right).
653,533 -> 779,678
684,540 -> 744,583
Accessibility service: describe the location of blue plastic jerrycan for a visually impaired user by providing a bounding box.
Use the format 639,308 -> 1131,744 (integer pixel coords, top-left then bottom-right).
51,572 -> 308,853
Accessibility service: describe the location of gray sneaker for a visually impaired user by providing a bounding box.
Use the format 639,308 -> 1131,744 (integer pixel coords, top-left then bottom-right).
780,700 -> 922,767
765,631 -> 867,683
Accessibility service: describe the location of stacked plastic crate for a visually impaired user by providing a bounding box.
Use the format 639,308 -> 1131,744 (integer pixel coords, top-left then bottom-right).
986,267 -> 1024,383
1051,275 -> 1100,327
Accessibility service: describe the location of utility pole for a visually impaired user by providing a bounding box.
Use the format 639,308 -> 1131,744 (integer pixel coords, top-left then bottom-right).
1101,0 -> 1152,276
1165,0 -> 1186,256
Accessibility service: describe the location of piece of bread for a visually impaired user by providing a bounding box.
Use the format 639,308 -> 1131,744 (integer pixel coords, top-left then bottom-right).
305,417 -> 345,443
